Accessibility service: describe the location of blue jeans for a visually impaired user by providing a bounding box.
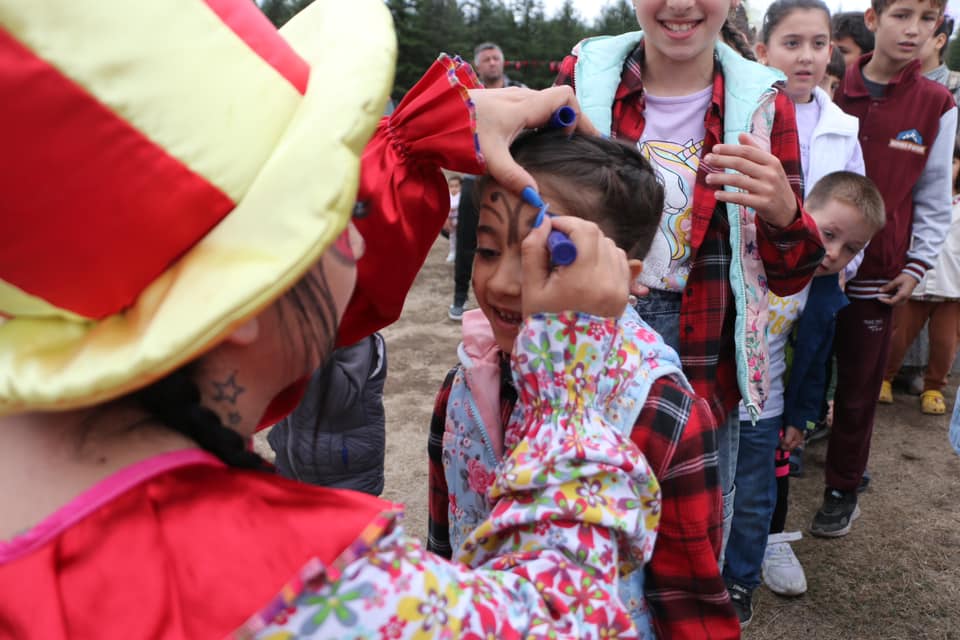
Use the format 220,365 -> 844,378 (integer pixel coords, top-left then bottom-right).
717,409 -> 740,569
722,415 -> 782,590
632,289 -> 682,353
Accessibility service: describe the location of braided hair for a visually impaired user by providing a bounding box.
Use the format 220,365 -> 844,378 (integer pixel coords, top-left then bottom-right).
497,129 -> 664,260
131,270 -> 339,471
133,362 -> 271,470
721,18 -> 758,61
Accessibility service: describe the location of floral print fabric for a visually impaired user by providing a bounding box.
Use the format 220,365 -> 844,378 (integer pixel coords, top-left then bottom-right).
239,311 -> 661,639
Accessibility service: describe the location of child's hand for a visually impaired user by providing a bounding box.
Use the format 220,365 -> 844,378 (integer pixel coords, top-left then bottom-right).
704,133 -> 799,229
780,425 -> 804,451
521,215 -> 629,320
878,273 -> 919,306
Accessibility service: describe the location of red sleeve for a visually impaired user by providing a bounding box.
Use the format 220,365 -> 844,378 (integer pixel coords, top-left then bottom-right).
553,55 -> 577,89
757,90 -> 825,297
631,377 -> 740,640
337,55 -> 484,346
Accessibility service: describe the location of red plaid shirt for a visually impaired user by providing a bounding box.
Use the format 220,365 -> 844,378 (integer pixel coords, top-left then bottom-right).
427,359 -> 740,639
555,46 -> 823,422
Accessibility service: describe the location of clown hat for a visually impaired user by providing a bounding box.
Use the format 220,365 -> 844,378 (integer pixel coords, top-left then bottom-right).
0,0 -> 396,414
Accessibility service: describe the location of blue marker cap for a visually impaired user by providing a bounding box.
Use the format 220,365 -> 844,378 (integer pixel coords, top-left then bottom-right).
547,228 -> 577,266
546,106 -> 577,130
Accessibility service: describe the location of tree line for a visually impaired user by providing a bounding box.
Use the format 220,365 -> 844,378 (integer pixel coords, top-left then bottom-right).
258,0 -> 640,98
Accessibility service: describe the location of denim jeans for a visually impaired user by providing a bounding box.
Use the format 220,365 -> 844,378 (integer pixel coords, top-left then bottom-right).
632,289 -> 682,353
722,415 -> 782,590
717,409 -> 740,569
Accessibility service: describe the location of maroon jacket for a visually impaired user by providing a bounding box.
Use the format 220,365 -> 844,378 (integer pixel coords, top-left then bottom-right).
836,56 -> 955,287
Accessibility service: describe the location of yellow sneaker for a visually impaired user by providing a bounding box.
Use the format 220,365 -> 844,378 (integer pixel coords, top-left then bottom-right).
878,380 -> 893,404
921,390 -> 946,415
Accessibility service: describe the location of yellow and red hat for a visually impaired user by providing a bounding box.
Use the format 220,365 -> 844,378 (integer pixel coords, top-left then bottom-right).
0,0 -> 396,414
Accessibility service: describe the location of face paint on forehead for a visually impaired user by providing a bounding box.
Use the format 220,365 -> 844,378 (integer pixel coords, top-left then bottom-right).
483,190 -> 525,246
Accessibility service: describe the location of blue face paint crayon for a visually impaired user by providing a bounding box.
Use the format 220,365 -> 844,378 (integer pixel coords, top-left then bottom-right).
545,212 -> 577,267
546,105 -> 576,130
520,108 -> 579,266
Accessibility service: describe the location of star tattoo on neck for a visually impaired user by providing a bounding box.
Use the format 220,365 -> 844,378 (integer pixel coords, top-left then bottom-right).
212,371 -> 245,404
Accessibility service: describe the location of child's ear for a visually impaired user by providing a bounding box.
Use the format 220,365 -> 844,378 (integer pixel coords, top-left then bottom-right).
864,7 -> 879,33
224,317 -> 260,346
755,41 -> 768,65
628,259 -> 646,296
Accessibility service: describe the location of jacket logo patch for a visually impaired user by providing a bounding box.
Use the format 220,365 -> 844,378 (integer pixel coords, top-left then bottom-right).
889,128 -> 926,154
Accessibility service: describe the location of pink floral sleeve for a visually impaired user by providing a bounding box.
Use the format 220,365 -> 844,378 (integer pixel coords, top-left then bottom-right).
238,311 -> 661,639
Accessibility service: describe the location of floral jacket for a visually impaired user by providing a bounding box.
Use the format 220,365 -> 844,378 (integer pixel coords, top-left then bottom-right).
241,311 -> 663,638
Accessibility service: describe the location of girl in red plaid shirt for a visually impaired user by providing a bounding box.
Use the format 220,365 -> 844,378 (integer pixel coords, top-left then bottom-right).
554,0 -> 825,635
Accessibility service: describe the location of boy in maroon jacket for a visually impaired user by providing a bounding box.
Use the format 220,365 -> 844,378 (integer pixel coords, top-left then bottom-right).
813,0 -> 956,537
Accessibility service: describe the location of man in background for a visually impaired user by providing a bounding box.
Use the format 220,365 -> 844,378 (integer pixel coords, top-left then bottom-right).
448,43 -> 526,321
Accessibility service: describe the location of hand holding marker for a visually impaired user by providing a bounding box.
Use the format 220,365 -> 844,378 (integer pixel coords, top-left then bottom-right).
519,106 -> 578,267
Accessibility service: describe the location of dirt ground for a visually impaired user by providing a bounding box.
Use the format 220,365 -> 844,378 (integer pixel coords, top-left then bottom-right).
259,237 -> 960,639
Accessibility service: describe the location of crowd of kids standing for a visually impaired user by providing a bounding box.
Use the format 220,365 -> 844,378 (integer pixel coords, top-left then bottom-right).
428,0 -> 960,633
4,0 -> 960,637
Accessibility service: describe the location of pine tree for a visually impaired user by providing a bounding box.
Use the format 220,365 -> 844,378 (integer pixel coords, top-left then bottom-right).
257,0 -> 311,27
592,0 -> 638,36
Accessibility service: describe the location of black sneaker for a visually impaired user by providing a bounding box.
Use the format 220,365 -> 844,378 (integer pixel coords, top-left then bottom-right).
857,469 -> 872,494
726,582 -> 754,628
810,488 -> 860,537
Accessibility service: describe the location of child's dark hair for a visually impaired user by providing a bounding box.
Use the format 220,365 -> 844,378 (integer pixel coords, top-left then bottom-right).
872,0 -> 945,13
935,16 -> 954,63
827,45 -> 846,79
806,171 -> 886,232
761,0 -> 831,43
953,141 -> 960,193
499,130 -> 664,260
832,11 -> 874,53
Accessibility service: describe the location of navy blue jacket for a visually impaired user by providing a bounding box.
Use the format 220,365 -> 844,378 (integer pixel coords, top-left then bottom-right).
782,274 -> 848,430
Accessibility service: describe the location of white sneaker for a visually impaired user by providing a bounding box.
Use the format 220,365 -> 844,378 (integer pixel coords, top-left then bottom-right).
762,531 -> 807,596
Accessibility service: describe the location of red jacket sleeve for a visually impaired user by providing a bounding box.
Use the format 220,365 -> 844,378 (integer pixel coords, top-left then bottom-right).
338,55 -> 484,346
553,55 -> 577,89
756,90 -> 824,297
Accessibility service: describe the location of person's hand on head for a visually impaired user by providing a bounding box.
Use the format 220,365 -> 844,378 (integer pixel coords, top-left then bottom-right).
520,215 -> 629,320
705,132 -> 799,229
878,273 -> 919,306
469,85 -> 599,196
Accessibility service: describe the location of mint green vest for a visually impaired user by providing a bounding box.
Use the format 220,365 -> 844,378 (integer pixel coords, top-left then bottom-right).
573,33 -> 787,420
